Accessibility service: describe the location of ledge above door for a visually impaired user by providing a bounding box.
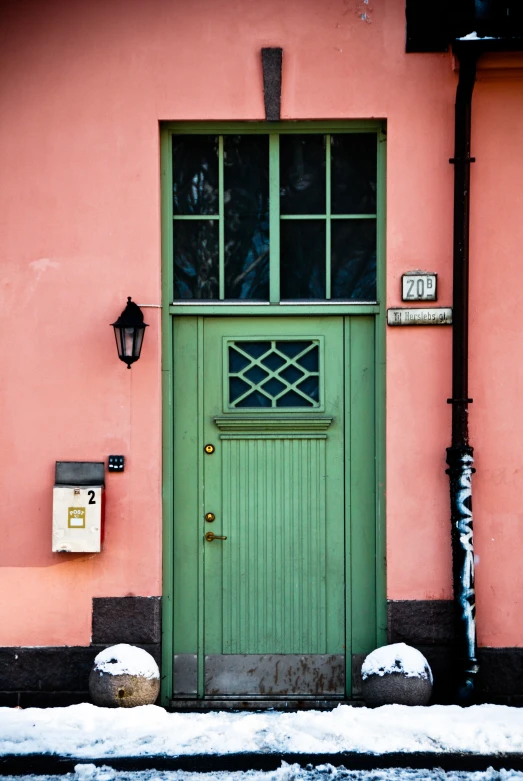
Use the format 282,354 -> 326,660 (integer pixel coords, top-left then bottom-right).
213,417 -> 333,432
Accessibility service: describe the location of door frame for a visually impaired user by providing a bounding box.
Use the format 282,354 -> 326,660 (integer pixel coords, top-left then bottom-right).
160,121 -> 387,706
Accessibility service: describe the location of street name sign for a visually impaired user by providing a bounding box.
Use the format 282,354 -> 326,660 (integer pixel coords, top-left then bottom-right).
387,307 -> 452,326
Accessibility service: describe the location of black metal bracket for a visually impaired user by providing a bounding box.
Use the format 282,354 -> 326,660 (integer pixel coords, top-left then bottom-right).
449,157 -> 476,164
447,398 -> 473,404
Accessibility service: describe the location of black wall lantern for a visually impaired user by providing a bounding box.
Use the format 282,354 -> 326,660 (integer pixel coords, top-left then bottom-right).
111,297 -> 148,368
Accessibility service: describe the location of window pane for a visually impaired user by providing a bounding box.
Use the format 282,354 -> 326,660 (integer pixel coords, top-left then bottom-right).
172,135 -> 218,215
224,135 -> 270,299
236,390 -> 272,408
173,220 -> 219,299
331,134 -> 377,215
280,221 -> 326,299
280,135 -> 326,215
331,219 -> 376,300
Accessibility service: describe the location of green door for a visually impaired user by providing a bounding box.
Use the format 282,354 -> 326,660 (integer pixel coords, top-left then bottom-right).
171,314 -> 379,701
203,316 -> 345,697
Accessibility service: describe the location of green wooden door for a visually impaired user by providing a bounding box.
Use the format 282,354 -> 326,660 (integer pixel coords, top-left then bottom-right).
171,314 -> 379,701
203,316 -> 345,697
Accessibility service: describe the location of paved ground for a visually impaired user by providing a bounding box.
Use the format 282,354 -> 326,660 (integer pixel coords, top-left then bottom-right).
3,753 -> 523,776
2,762 -> 523,780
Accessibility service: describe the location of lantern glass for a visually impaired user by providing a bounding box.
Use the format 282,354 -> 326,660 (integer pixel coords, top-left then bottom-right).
133,326 -> 145,358
113,327 -> 123,357
123,327 -> 135,358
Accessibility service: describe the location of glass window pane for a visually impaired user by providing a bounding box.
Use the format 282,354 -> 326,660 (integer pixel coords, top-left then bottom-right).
173,220 -> 219,299
229,347 -> 250,373
331,134 -> 377,215
280,135 -> 326,215
224,135 -> 270,299
172,135 -> 218,215
280,221 -> 326,300
239,341 -> 271,359
236,391 -> 272,408
331,219 -> 376,301
297,345 -> 319,372
230,376 -> 251,401
278,391 -> 315,408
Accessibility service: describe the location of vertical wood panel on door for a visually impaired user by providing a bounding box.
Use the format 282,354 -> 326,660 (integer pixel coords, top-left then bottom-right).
221,435 -> 327,654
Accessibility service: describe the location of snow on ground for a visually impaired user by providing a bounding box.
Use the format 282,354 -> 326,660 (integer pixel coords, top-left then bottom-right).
2,764 -> 523,781
2,704 -> 523,759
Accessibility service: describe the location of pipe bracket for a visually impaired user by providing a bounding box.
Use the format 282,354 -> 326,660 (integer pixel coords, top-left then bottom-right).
449,157 -> 476,164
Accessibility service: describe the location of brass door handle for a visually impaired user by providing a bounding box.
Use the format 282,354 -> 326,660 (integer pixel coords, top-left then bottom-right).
205,531 -> 227,542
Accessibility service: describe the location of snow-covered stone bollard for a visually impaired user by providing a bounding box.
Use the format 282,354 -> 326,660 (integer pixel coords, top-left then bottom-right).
89,643 -> 160,707
361,642 -> 433,707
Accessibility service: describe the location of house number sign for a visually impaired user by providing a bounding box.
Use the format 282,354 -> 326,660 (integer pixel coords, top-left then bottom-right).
402,271 -> 437,301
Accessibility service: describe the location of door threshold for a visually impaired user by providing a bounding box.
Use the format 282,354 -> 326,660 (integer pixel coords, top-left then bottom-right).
168,698 -> 360,711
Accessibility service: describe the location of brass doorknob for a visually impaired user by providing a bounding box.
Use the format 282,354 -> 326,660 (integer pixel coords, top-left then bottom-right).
205,512 -> 216,523
205,531 -> 227,542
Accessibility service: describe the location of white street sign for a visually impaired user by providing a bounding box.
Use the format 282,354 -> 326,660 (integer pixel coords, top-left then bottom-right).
387,308 -> 452,326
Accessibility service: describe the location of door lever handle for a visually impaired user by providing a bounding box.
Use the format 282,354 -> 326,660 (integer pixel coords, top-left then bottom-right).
205,531 -> 227,542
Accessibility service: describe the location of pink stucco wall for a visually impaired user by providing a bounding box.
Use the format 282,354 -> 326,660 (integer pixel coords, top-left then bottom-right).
1,0 -> 522,647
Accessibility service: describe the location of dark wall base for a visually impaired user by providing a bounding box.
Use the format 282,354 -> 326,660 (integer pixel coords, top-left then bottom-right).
92,596 -> 161,645
0,691 -> 95,708
477,648 -> 523,705
0,596 -> 161,707
388,600 -> 455,704
2,598 -> 522,706
387,599 -> 523,705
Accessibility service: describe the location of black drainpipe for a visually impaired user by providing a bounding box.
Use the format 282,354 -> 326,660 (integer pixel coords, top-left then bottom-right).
446,48 -> 480,705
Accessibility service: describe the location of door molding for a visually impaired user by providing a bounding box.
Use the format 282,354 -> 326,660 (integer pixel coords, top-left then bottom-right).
214,417 -> 333,432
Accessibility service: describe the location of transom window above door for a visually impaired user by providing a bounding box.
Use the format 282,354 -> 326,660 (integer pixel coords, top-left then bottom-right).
171,130 -> 378,303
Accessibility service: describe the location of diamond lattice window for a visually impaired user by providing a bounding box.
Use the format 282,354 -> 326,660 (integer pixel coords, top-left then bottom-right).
228,340 -> 320,409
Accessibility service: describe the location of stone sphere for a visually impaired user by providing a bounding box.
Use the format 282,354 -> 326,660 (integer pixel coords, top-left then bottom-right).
361,642 -> 433,707
89,643 -> 160,708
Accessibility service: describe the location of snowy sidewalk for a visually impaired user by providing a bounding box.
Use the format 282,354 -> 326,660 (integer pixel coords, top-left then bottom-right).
1,704 -> 523,765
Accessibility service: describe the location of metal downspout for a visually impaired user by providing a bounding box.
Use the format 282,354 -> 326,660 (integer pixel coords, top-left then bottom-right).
446,50 -> 479,705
